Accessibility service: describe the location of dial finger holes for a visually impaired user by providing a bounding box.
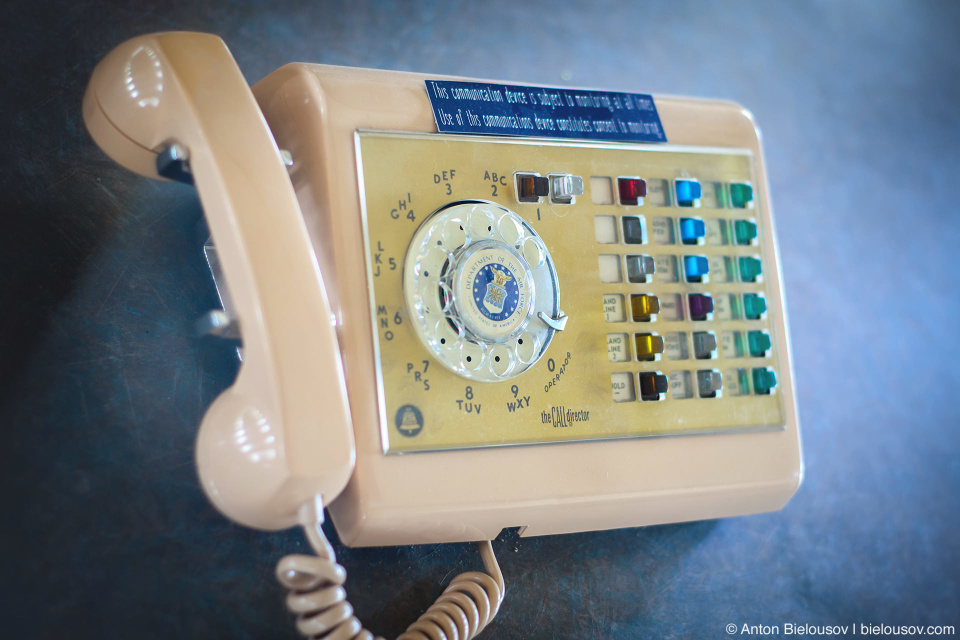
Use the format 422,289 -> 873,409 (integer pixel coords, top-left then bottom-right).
437,281 -> 453,313
412,292 -> 430,317
498,215 -> 522,246
522,236 -> 545,268
403,201 -> 560,382
515,331 -> 539,364
460,341 -> 485,371
489,345 -> 514,377
441,217 -> 468,249
418,246 -> 450,280
432,315 -> 463,351
469,206 -> 496,239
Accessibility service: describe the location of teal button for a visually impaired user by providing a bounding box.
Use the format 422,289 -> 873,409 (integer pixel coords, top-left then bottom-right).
739,256 -> 762,282
752,367 -> 777,395
730,182 -> 753,208
734,220 -> 757,245
747,331 -> 771,357
743,294 -> 767,320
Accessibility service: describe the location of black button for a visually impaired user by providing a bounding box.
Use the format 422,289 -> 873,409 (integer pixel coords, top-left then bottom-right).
639,372 -> 668,401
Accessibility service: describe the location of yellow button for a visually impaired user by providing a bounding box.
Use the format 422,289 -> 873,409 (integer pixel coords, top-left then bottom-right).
635,333 -> 665,360
631,294 -> 660,321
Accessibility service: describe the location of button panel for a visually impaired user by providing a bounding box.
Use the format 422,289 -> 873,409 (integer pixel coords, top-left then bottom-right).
589,171 -> 779,409
359,131 -> 783,452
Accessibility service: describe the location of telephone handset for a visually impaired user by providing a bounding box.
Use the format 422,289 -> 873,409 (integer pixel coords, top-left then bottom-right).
84,32 -> 801,639
84,32 -> 355,529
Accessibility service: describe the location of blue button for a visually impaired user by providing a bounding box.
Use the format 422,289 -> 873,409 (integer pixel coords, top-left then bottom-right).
679,217 -> 705,244
676,180 -> 702,207
683,255 -> 709,282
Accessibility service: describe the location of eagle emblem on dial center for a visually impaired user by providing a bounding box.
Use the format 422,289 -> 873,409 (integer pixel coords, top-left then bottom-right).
458,244 -> 531,340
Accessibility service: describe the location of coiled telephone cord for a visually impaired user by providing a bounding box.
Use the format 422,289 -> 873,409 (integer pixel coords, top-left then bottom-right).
276,510 -> 504,640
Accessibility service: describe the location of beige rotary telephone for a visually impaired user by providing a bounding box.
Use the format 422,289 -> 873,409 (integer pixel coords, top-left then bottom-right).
84,31 -> 801,640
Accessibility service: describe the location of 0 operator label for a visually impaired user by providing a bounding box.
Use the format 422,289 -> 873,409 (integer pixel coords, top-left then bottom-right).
426,80 -> 666,143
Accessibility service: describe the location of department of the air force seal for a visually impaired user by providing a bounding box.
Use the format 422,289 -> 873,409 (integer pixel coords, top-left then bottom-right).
455,244 -> 532,340
477,264 -> 517,319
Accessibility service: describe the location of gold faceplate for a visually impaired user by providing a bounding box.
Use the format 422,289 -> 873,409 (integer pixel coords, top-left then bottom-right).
357,131 -> 784,453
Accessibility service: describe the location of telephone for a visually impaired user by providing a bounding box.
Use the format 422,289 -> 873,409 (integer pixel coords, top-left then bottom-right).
83,32 -> 801,639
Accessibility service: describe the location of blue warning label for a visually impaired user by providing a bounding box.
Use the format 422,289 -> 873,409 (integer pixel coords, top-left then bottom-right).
426,80 -> 666,143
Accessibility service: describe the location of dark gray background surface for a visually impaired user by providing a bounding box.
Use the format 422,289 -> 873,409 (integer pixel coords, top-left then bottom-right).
3,1 -> 959,638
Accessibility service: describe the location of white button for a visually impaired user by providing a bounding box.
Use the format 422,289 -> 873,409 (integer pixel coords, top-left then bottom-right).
669,370 -> 693,399
721,331 -> 743,359
708,255 -> 732,282
705,218 -> 728,245
611,372 -> 636,402
664,332 -> 689,360
659,293 -> 684,321
700,181 -> 724,209
651,216 -> 675,244
594,215 -> 618,244
646,179 -> 671,206
654,254 -> 678,283
598,254 -> 622,283
607,333 -> 630,362
590,176 -> 614,205
726,368 -> 748,396
602,294 -> 626,323
714,293 -> 734,321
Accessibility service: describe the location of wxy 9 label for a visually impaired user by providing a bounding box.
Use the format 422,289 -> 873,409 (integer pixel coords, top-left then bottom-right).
426,80 -> 666,143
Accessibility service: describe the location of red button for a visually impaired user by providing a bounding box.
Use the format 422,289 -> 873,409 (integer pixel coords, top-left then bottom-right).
618,178 -> 647,205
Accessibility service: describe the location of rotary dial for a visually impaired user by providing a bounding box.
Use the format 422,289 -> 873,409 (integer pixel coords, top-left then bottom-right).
403,201 -> 564,382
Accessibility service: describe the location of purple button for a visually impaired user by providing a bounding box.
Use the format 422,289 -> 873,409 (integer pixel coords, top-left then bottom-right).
689,293 -> 714,321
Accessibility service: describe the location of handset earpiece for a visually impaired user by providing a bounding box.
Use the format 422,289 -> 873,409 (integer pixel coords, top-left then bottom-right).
83,32 -> 356,530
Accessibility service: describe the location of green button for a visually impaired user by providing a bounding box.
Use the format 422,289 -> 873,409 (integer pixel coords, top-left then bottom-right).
747,331 -> 771,357
734,220 -> 757,245
730,182 -> 753,208
739,256 -> 762,282
752,367 -> 777,395
743,294 -> 767,319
